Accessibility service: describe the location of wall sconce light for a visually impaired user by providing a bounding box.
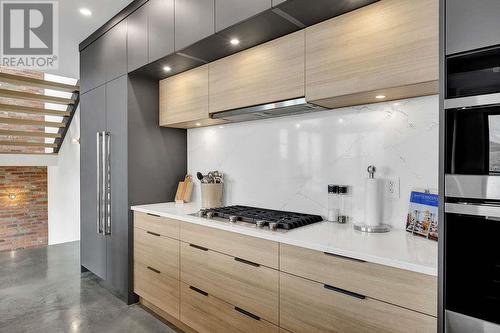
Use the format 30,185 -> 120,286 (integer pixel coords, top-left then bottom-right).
8,193 -> 16,200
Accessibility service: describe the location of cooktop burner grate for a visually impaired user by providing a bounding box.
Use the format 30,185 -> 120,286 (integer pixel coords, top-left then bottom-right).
205,205 -> 323,230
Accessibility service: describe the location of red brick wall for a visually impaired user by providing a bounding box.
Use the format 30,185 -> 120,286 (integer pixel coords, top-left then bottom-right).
0,167 -> 48,251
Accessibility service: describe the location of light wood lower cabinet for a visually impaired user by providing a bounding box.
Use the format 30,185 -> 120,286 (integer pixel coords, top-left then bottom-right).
134,211 -> 179,239
134,262 -> 180,319
180,282 -> 279,333
280,273 -> 437,333
280,244 -> 437,316
180,222 -> 279,269
180,241 -> 279,325
134,217 -> 437,333
134,227 -> 179,280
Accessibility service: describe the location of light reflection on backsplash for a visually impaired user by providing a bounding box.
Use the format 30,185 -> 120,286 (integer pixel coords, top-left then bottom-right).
187,95 -> 439,229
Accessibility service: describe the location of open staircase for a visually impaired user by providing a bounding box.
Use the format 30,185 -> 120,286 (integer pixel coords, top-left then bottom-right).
0,69 -> 80,155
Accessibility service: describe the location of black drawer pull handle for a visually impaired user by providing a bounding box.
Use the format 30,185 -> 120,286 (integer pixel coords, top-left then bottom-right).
189,244 -> 209,251
234,257 -> 260,267
324,284 -> 366,299
147,266 -> 161,274
324,252 -> 366,263
234,307 -> 260,321
189,286 -> 208,297
147,213 -> 161,218
146,231 -> 161,237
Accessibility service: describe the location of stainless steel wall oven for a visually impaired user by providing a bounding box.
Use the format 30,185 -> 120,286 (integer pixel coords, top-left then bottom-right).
444,45 -> 500,332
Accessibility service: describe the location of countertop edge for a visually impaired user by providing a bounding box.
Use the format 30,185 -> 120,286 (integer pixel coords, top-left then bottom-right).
131,205 -> 438,276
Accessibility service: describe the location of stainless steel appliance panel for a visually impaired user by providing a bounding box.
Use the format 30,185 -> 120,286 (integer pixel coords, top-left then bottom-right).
446,310 -> 500,333
445,175 -> 500,200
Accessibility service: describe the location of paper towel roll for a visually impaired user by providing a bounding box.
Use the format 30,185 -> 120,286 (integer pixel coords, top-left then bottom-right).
364,178 -> 384,227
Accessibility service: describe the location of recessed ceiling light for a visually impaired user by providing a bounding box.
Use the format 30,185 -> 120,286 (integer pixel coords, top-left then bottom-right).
163,66 -> 172,72
79,8 -> 92,17
195,122 -> 201,126
8,193 -> 16,200
230,38 -> 240,46
375,95 -> 386,99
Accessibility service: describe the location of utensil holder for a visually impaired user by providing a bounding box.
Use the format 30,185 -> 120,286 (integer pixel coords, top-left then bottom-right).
201,183 -> 223,208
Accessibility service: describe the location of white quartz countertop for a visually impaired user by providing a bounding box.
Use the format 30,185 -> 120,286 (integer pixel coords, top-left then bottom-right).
131,202 -> 438,276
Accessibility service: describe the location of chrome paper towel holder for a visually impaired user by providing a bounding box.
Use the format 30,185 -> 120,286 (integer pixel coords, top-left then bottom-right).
354,165 -> 391,233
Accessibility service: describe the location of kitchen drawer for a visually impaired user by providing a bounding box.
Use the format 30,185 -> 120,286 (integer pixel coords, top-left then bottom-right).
134,262 -> 180,319
134,227 -> 179,280
180,223 -> 278,268
280,273 -> 437,333
180,241 -> 279,324
280,244 -> 437,316
134,211 -> 179,239
180,282 -> 279,333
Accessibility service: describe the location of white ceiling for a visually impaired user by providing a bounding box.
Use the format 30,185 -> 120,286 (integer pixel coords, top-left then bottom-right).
51,0 -> 134,79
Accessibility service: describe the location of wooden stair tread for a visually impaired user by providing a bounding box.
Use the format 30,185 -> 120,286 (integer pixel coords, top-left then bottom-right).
0,88 -> 75,105
0,117 -> 65,128
0,72 -> 79,93
0,140 -> 57,148
0,151 -> 56,155
0,129 -> 62,138
0,103 -> 70,116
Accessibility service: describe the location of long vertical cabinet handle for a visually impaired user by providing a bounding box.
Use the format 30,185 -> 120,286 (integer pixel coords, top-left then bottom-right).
96,132 -> 103,235
104,132 -> 111,235
101,131 -> 107,235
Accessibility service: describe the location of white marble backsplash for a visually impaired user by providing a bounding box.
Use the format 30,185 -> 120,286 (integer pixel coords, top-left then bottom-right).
187,95 -> 439,229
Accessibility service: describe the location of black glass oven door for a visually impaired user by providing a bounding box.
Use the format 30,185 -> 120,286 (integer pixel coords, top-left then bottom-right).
445,107 -> 500,175
445,203 -> 500,325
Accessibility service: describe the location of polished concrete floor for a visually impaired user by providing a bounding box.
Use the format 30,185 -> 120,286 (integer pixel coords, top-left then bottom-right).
0,241 -> 179,333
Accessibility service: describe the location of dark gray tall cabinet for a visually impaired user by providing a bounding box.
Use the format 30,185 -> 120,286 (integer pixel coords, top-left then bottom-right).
79,0 -> 296,305
80,8 -> 186,303
446,0 -> 500,55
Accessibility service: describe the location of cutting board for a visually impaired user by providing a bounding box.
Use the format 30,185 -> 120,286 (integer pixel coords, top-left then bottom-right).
175,175 -> 193,203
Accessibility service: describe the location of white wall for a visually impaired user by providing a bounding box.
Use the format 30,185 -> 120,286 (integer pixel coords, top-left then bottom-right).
50,0 -> 134,78
188,95 -> 439,229
48,108 -> 80,245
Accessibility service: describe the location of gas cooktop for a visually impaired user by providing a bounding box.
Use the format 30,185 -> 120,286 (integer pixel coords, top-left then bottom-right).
192,205 -> 323,231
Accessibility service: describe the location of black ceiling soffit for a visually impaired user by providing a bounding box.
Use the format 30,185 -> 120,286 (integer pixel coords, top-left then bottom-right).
82,0 -> 379,80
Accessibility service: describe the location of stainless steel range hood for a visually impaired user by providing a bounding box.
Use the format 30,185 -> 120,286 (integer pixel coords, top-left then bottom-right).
211,98 -> 327,123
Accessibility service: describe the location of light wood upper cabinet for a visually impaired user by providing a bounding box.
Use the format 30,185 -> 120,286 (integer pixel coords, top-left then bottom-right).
209,30 -> 305,114
159,65 -> 224,128
305,0 -> 438,109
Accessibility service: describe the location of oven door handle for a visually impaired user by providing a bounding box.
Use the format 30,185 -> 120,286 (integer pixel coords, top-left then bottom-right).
445,202 -> 500,219
445,92 -> 500,109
